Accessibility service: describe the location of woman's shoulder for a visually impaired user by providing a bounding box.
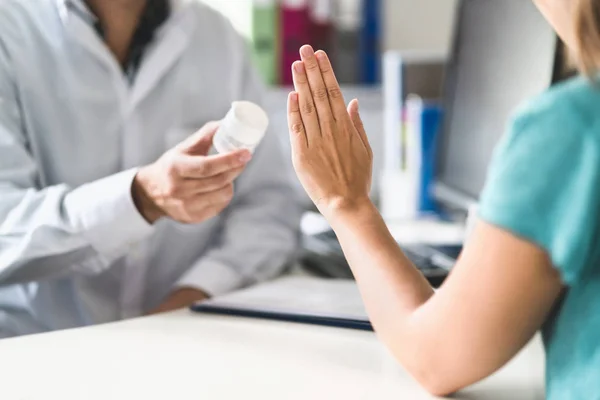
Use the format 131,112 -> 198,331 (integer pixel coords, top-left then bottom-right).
488,75 -> 600,194
511,76 -> 600,137
482,76 -> 600,285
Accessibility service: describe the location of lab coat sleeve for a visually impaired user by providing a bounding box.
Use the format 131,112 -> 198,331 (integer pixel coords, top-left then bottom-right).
176,48 -> 303,296
0,42 -> 154,286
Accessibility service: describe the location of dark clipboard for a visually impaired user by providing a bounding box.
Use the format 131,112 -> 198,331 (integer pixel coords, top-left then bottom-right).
190,303 -> 373,332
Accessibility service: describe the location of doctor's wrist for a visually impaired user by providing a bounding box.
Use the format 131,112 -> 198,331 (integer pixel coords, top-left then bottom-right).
132,167 -> 165,224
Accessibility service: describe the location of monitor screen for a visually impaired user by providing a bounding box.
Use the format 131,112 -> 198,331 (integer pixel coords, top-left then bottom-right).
434,0 -> 558,207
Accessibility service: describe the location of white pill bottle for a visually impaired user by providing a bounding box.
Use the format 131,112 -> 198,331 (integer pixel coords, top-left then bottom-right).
213,101 -> 270,154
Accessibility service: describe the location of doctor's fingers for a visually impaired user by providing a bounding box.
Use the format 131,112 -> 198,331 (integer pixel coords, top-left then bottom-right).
193,184 -> 234,211
173,150 -> 251,179
181,167 -> 245,195
177,121 -> 221,155
176,184 -> 235,224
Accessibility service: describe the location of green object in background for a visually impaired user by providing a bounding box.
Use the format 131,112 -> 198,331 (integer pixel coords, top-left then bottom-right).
251,0 -> 279,85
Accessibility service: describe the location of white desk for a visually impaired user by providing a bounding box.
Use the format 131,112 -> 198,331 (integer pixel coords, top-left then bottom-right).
0,309 -> 544,399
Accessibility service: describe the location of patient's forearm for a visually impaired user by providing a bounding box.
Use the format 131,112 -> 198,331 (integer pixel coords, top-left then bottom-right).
328,200 -> 434,352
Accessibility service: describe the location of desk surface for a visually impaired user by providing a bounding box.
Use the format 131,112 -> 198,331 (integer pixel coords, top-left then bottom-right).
0,310 -> 544,400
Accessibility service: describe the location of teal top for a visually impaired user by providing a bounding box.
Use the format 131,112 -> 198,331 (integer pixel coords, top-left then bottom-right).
479,76 -> 600,400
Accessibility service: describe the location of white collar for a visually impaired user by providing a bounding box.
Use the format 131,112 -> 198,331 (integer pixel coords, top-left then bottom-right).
56,0 -> 96,25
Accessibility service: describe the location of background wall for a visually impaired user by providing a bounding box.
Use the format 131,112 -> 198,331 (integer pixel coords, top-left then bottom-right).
199,1 -> 253,38
384,0 -> 458,54
200,0 -> 458,54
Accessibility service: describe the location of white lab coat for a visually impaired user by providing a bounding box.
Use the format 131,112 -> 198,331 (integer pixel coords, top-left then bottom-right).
0,0 -> 302,337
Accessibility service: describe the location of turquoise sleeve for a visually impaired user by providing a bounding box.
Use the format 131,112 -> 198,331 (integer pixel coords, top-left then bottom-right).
479,107 -> 600,285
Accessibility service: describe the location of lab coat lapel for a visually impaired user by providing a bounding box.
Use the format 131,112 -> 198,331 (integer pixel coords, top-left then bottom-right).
63,12 -> 123,80
128,11 -> 194,113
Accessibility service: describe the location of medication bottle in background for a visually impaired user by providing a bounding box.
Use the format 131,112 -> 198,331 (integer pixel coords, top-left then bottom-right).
379,96 -> 442,220
213,101 -> 270,155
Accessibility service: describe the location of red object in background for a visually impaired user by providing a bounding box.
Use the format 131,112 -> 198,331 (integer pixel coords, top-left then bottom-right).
281,0 -> 310,85
309,0 -> 335,61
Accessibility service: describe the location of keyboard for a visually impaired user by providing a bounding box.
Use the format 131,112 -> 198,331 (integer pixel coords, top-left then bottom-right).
300,230 -> 461,288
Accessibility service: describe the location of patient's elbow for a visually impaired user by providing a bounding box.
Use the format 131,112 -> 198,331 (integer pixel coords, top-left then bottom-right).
416,374 -> 461,398
381,328 -> 473,396
403,355 -> 466,397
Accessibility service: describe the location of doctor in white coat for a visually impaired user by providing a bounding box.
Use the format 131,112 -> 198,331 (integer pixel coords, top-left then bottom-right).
0,0 -> 302,337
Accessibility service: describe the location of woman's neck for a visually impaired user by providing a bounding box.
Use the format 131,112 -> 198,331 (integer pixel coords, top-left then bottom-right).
85,0 -> 148,66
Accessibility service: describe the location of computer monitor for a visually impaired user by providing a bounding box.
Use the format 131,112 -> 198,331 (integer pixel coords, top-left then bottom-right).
433,0 -> 559,209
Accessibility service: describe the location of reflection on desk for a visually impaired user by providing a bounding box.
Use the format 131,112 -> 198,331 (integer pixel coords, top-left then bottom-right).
0,310 -> 544,399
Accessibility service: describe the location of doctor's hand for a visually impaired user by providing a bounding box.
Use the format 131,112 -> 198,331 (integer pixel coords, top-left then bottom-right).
132,122 -> 252,224
287,45 -> 373,221
148,287 -> 209,315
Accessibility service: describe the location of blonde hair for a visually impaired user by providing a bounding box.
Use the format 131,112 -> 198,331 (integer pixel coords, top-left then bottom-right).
574,0 -> 600,76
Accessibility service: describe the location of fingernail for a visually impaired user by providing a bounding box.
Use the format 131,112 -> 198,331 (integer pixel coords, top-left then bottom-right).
239,152 -> 252,163
316,51 -> 326,61
300,45 -> 314,57
294,61 -> 305,74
